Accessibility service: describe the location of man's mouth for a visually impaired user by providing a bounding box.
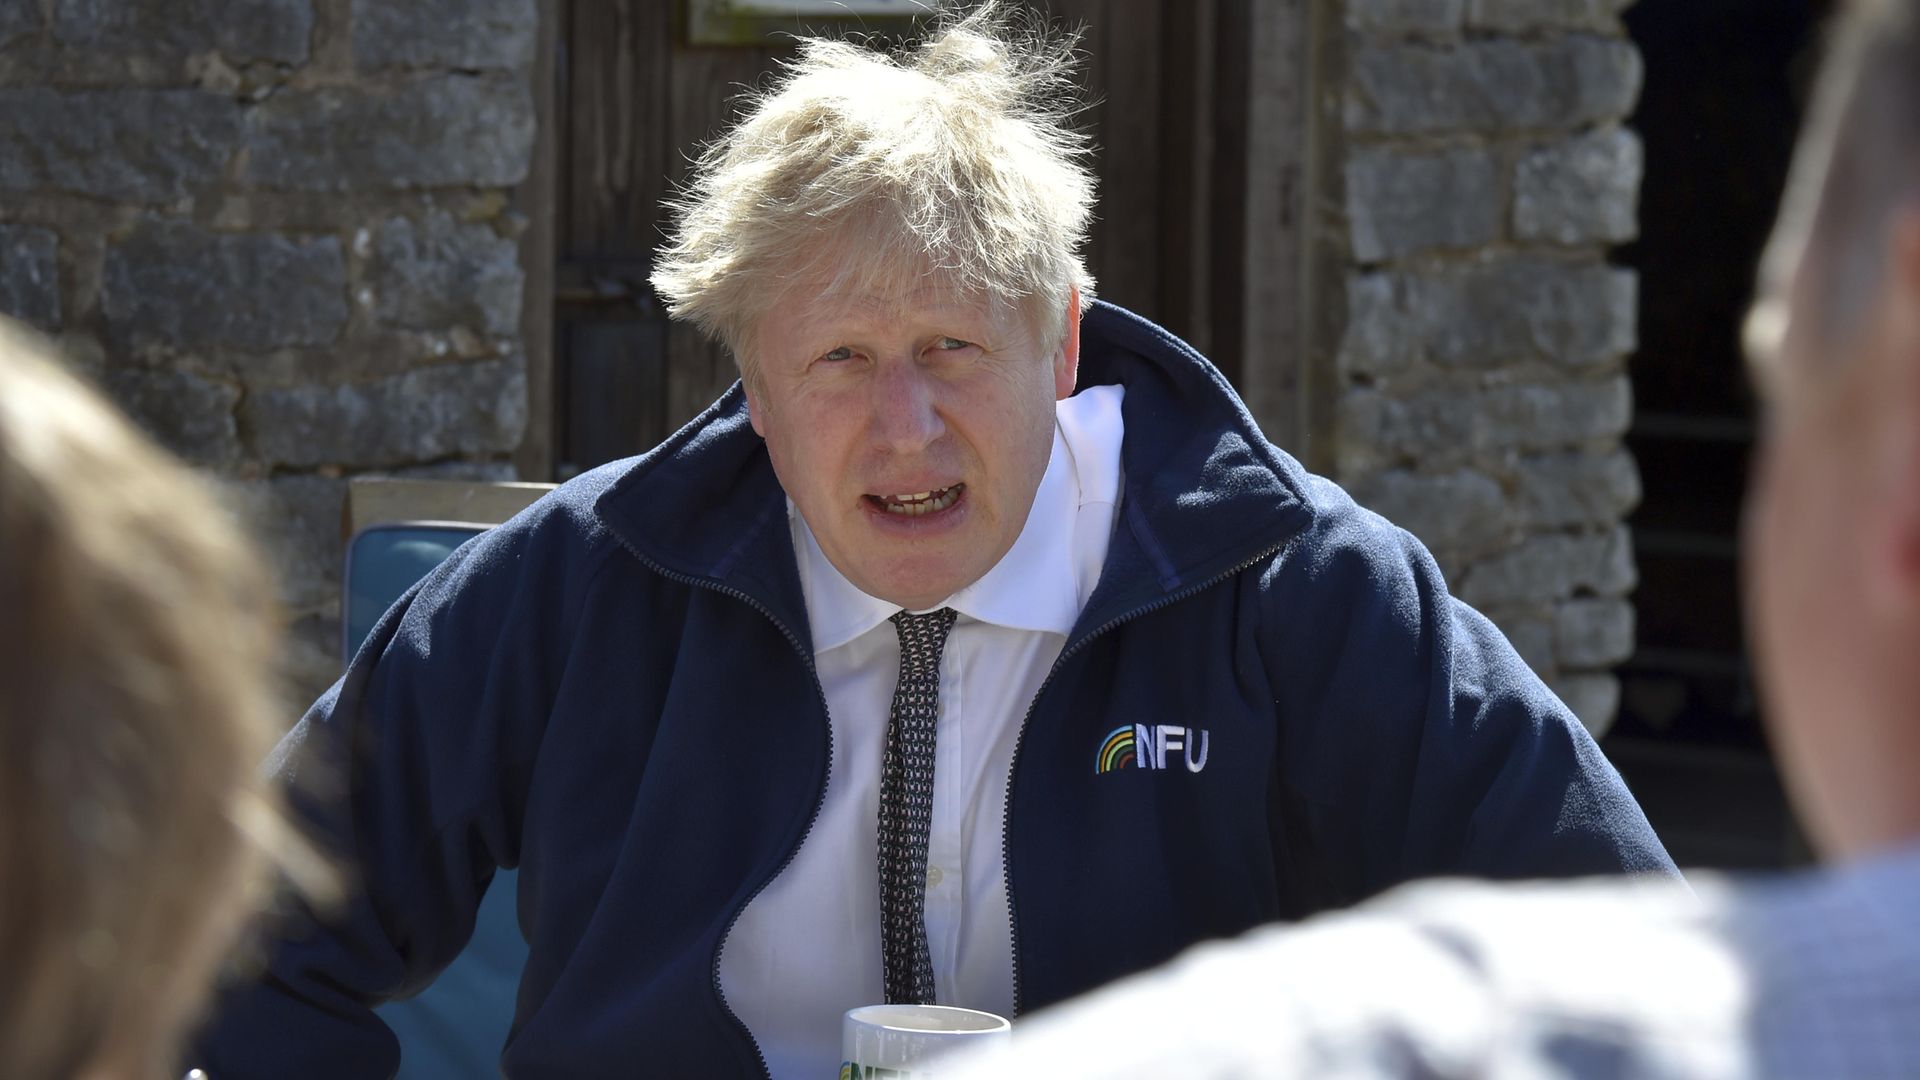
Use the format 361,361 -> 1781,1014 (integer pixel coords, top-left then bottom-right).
867,483 -> 964,517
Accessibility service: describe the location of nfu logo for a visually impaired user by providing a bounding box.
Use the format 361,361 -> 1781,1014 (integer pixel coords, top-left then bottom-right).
1095,724 -> 1211,774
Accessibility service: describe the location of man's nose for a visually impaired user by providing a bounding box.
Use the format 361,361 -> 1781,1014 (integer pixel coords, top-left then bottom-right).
868,359 -> 945,452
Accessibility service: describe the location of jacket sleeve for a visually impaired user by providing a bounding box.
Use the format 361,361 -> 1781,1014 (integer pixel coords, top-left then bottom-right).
1260,484 -> 1677,904
191,513 -> 594,1079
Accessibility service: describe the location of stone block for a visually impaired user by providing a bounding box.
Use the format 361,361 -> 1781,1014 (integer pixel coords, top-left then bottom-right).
223,472 -> 347,613
1457,525 -> 1635,608
1346,145 -> 1500,262
245,75 -> 534,191
0,0 -> 38,48
1555,596 -> 1634,667
52,0 -> 312,63
1339,258 -> 1635,373
98,367 -> 242,466
1468,0 -> 1631,33
1340,376 -> 1633,471
1345,0 -> 1463,34
1548,672 -> 1620,737
1351,467 -> 1508,556
353,0 -> 536,71
102,220 -> 348,351
1348,37 -> 1642,135
1516,448 -> 1639,529
1515,128 -> 1642,245
0,224 -> 59,330
242,357 -> 527,467
368,209 -> 524,336
0,89 -> 242,202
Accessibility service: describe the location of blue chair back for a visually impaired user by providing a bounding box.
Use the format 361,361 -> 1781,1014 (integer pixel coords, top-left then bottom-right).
343,521 -> 526,1080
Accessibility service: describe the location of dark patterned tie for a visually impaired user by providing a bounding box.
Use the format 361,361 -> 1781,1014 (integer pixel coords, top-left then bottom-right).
878,607 -> 958,1005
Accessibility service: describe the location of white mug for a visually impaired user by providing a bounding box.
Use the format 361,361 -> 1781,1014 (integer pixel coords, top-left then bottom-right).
841,1003 -> 1011,1077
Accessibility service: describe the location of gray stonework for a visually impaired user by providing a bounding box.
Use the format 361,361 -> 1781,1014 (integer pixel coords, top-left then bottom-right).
2,0 -> 537,703
353,0 -> 537,71
0,224 -> 60,330
1468,0 -> 1632,33
242,358 -> 527,468
1514,128 -> 1642,245
99,367 -> 244,467
1347,36 -> 1642,136
1345,0 -> 1463,36
1555,596 -> 1636,668
244,75 -> 535,191
0,89 -> 243,202
1340,257 -> 1635,373
1333,1 -> 1646,734
1338,376 -> 1631,473
0,0 -> 38,48
368,209 -> 524,337
53,0 -> 313,63
1456,527 -> 1636,610
102,220 -> 349,350
1345,146 -> 1500,262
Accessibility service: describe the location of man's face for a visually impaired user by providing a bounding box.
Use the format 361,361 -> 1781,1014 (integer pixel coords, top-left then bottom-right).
745,282 -> 1078,611
1743,219 -> 1920,855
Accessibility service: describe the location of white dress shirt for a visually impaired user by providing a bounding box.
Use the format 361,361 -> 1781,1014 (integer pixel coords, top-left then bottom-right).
717,384 -> 1125,1080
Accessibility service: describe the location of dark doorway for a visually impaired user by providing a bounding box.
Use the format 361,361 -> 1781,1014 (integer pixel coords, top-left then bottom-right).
1602,0 -> 1839,869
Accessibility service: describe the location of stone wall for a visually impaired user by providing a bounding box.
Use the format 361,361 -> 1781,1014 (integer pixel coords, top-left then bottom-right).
0,0 -> 538,698
1332,0 -> 1643,734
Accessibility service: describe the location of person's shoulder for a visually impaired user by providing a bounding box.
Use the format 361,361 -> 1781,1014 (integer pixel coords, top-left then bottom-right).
1373,875 -> 1751,1051
947,874 -> 1749,1080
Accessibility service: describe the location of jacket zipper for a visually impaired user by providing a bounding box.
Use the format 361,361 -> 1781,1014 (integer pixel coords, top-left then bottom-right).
1000,540 -> 1288,1017
612,539 -> 830,1080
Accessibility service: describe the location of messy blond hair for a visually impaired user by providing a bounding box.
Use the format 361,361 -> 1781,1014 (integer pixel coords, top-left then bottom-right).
651,2 -> 1097,377
0,320 -> 302,1080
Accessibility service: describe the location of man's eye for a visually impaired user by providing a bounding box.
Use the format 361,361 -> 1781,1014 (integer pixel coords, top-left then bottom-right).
935,337 -> 971,351
820,346 -> 854,362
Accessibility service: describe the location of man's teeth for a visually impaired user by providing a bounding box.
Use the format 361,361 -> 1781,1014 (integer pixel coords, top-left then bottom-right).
881,485 -> 961,516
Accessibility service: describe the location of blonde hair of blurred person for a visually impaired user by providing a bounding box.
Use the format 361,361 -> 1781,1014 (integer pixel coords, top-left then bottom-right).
1742,0 -> 1920,863
0,319 -> 297,1080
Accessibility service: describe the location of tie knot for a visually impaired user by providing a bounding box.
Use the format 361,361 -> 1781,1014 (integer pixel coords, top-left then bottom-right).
890,607 -> 958,671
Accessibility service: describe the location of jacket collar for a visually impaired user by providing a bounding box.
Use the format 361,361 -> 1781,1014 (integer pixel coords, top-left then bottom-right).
592,300 -> 1316,653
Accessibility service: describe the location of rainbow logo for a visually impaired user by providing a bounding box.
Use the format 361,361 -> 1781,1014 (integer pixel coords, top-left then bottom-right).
1095,725 -> 1137,773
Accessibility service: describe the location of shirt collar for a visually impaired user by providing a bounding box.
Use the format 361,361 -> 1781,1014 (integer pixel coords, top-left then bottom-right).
791,403 -> 1100,654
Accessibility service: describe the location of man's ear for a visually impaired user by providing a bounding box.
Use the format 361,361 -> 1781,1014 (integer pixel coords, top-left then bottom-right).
1053,287 -> 1082,401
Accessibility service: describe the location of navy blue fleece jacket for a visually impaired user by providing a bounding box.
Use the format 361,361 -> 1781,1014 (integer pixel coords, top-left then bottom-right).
198,302 -> 1674,1078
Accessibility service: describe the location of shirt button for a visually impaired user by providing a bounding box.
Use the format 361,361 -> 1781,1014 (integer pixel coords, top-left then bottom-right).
926,865 -> 944,887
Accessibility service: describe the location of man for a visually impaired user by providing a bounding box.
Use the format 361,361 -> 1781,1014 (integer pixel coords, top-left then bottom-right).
0,319 -> 317,1080
948,1 -> 1920,1076
196,6 -> 1671,1077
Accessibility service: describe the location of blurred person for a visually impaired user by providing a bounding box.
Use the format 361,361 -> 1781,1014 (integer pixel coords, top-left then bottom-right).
945,0 -> 1920,1076
195,5 -> 1673,1077
0,319 -> 309,1080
